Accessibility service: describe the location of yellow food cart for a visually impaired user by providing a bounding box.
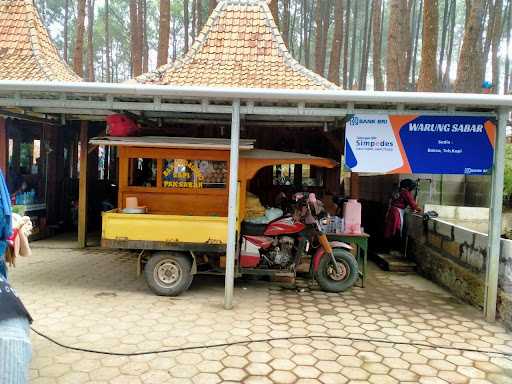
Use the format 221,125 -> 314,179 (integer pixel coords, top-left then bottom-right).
91,136 -> 359,295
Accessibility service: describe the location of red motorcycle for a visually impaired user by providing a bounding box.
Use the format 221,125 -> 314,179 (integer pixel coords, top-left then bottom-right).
240,193 -> 359,292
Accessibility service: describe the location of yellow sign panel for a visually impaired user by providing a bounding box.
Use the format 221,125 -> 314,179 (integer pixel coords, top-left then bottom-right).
163,160 -> 206,189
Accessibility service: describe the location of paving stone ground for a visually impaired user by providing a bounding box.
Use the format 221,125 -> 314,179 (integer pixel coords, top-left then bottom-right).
8,246 -> 512,384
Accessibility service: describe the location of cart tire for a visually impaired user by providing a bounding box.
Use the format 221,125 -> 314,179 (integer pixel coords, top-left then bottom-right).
144,252 -> 193,296
315,249 -> 358,293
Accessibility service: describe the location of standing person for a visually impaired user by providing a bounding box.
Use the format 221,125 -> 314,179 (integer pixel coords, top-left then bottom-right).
0,275 -> 32,384
384,179 -> 421,251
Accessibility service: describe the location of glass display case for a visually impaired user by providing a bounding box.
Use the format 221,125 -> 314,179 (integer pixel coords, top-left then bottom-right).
7,123 -> 47,238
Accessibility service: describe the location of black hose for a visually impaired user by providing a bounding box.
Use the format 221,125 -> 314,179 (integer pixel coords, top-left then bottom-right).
31,327 -> 512,359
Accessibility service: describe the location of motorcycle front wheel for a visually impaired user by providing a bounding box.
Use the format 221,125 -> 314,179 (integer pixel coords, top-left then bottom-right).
315,249 -> 359,292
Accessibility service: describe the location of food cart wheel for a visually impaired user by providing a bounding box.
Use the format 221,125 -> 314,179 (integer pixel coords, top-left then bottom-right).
144,252 -> 193,296
315,249 -> 358,293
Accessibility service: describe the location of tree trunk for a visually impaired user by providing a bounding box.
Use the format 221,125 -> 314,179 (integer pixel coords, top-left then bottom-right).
455,0 -> 485,92
307,0 -> 314,67
172,12 -> 177,61
130,0 -> 142,77
191,0 -> 196,41
410,0 -> 422,84
491,0 -> 503,92
314,0 -> 324,75
328,0 -> 344,85
443,0 -> 456,88
87,0 -> 95,81
158,0 -> 171,67
282,0 -> 290,47
348,0 -> 358,88
64,0 -> 69,63
482,0 -> 495,80
105,0 -> 111,82
304,0 -> 311,67
130,0 -> 136,74
184,0 -> 190,52
359,0 -> 372,90
197,0 -> 204,33
298,1 -> 304,60
372,0 -> 384,90
320,1 -> 331,76
386,0 -> 400,90
343,0 -> 351,88
39,0 -> 46,24
504,0 -> 511,93
438,0 -> 450,82
73,0 -> 86,77
403,0 -> 413,88
386,0 -> 411,90
143,0 -> 149,73
417,0 -> 439,91
269,0 -> 279,24
289,1 -> 298,54
208,0 -> 217,15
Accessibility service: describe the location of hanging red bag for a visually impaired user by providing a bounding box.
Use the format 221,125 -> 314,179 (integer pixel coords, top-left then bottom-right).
106,114 -> 140,137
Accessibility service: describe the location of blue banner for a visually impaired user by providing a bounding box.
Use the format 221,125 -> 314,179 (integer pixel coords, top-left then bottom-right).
345,114 -> 496,175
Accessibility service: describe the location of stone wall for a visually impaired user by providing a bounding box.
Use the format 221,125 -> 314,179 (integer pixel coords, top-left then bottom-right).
405,213 -> 512,330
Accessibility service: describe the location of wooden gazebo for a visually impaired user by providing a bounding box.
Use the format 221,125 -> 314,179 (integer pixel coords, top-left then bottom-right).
0,0 -> 80,238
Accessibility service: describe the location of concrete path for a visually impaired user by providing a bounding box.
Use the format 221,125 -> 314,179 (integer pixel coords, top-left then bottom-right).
8,247 -> 512,384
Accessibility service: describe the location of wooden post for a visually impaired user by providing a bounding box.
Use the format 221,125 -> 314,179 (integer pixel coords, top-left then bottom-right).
0,117 -> 7,174
78,121 -> 88,248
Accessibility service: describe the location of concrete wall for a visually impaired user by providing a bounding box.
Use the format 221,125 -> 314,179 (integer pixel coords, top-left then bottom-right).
424,204 -> 512,235
359,174 -> 490,208
406,213 -> 512,330
465,176 -> 491,207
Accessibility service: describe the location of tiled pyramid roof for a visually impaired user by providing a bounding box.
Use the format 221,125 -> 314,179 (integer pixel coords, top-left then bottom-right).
0,0 -> 80,81
135,0 -> 336,90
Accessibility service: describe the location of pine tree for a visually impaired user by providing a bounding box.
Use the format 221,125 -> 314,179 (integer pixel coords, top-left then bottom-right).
73,0 -> 86,77
417,0 -> 439,91
158,0 -> 171,67
455,0 -> 485,92
328,0 -> 344,85
372,0 -> 384,90
87,0 -> 95,81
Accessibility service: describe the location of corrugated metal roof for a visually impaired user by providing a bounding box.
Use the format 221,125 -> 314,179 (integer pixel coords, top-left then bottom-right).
89,136 -> 255,150
240,149 -> 336,165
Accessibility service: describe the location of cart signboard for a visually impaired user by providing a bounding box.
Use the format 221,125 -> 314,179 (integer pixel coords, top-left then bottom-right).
344,114 -> 496,175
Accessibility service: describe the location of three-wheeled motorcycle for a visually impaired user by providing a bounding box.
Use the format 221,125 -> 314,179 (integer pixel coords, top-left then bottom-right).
92,136 -> 359,296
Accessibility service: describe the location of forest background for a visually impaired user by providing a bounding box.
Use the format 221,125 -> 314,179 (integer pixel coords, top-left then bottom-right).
33,0 -> 512,94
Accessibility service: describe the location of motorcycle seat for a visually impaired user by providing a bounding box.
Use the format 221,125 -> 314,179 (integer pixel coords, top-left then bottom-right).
241,221 -> 267,236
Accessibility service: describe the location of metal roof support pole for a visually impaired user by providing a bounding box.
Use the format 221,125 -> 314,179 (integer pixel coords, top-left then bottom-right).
78,121 -> 89,248
484,107 -> 508,321
224,99 -> 241,310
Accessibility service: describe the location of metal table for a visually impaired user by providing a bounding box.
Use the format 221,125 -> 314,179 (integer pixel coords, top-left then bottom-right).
327,232 -> 370,287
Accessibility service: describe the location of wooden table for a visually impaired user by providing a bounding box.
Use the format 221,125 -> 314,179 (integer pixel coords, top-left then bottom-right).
327,232 -> 370,287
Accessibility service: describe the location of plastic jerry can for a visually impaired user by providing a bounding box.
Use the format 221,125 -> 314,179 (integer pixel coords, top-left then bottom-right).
343,199 -> 362,234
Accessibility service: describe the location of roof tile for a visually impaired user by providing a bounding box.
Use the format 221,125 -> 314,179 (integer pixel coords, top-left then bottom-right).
0,0 -> 80,81
135,0 -> 336,90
